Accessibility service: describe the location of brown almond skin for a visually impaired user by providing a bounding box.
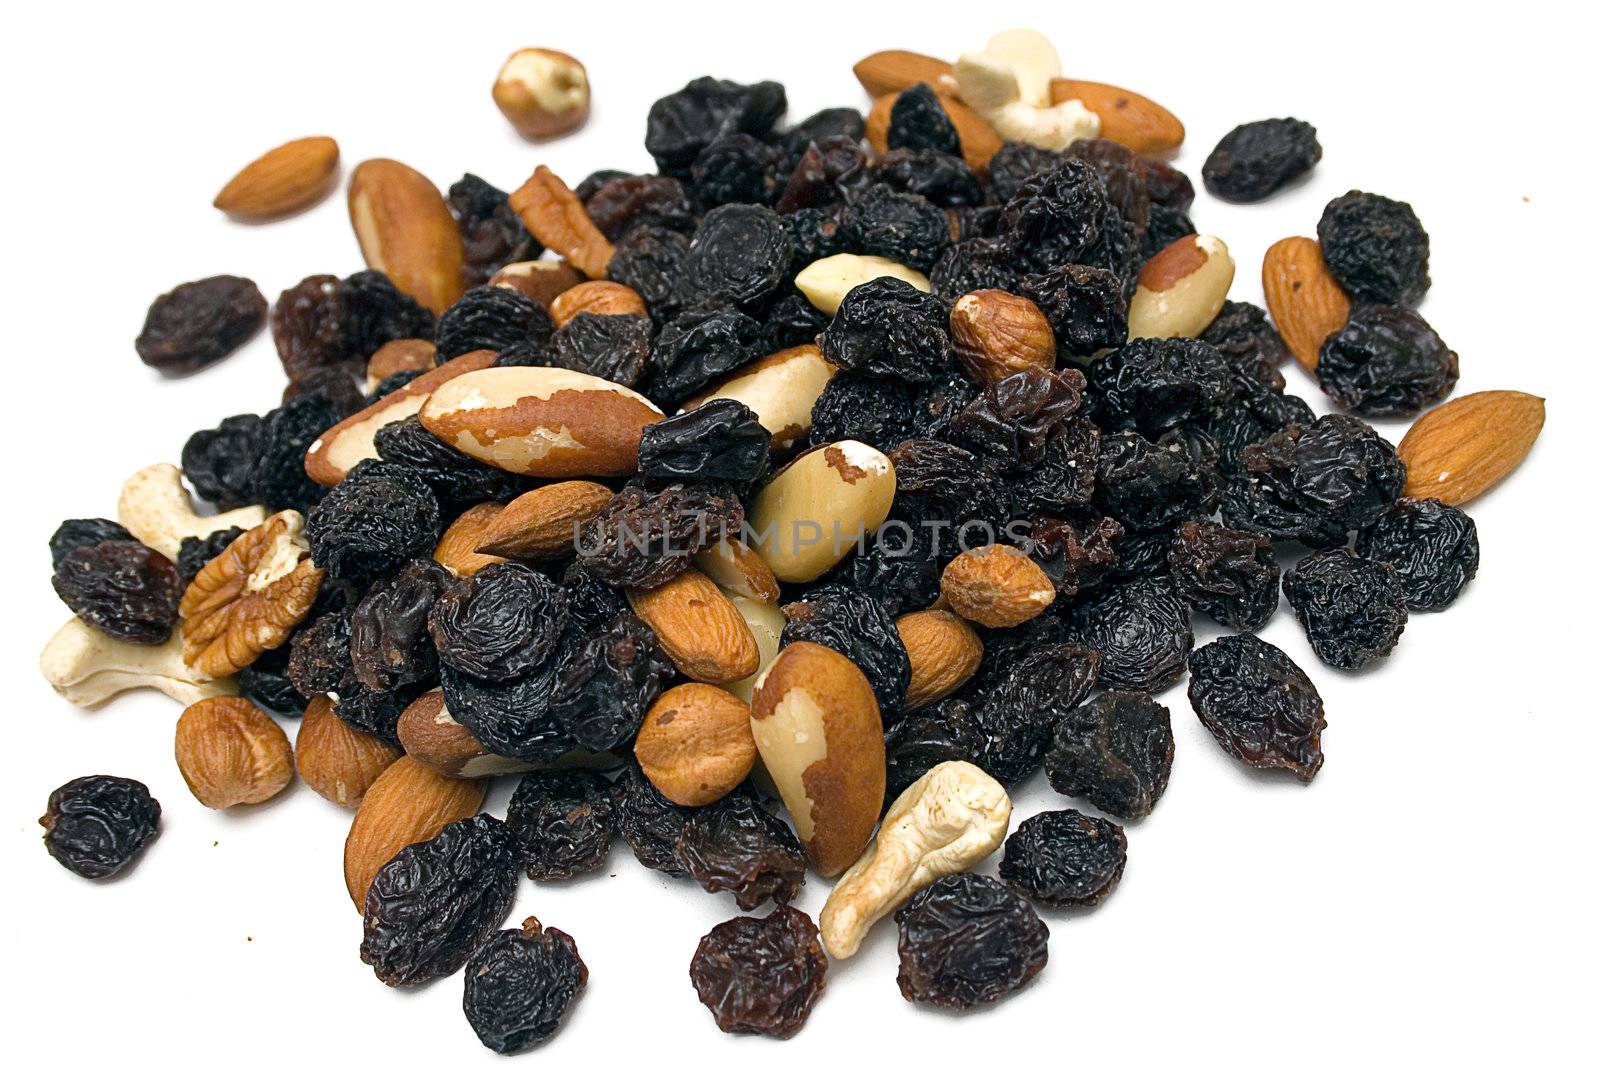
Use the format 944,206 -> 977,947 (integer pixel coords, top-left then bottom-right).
175,696 -> 294,809
634,683 -> 757,806
394,690 -> 532,778
1398,391 -> 1546,506
294,694 -> 400,809
214,136 -> 340,220
343,756 -> 486,909
1050,78 -> 1184,155
489,259 -> 585,307
853,50 -> 955,97
347,159 -> 465,314
949,290 -> 1056,382
628,570 -> 761,684
549,281 -> 647,326
365,338 -> 437,387
434,503 -> 509,576
477,481 -> 614,559
896,610 -> 984,710
866,90 -> 1001,174
941,544 -> 1057,628
508,165 -> 613,278
1263,236 -> 1350,371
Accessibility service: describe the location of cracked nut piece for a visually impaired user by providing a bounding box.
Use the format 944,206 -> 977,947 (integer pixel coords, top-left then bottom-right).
175,695 -> 294,809
750,641 -> 886,877
348,158 -> 465,314
476,481 -> 614,559
694,537 -> 780,604
681,344 -> 836,451
1262,236 -> 1350,371
795,254 -> 930,316
896,610 -> 984,710
819,760 -> 1010,959
118,463 -> 267,559
982,28 -> 1061,107
213,136 -> 340,220
180,511 -> 324,678
40,618 -> 236,707
343,755 -> 487,909
395,690 -> 533,779
434,503 -> 510,577
509,165 -> 613,279
628,570 -> 761,684
548,280 -> 647,326
721,595 -> 784,705
493,48 -> 590,141
634,683 -> 757,806
489,259 -> 585,307
1128,235 -> 1234,340
950,290 -> 1056,382
295,694 -> 401,809
748,441 -> 896,583
953,50 -> 1099,150
940,544 -> 1055,628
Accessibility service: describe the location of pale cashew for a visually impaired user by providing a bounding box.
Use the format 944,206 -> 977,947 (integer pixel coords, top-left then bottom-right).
40,617 -> 237,707
818,760 -> 1010,959
953,49 -> 1100,151
117,463 -> 268,559
983,29 -> 1061,107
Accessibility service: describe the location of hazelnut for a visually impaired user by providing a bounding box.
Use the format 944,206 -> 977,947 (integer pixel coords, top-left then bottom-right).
493,48 -> 591,141
634,683 -> 757,806
949,290 -> 1056,382
175,696 -> 294,809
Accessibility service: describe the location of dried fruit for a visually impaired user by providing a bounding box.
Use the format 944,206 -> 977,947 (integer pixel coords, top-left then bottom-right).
136,276 -> 267,374
894,873 -> 1048,1009
999,809 -> 1127,907
1188,634 -> 1326,781
53,539 -> 180,645
781,584 -> 911,716
638,399 -> 770,484
463,918 -> 587,1054
575,480 -> 742,589
1283,549 -> 1408,669
689,905 -> 827,1038
1202,119 -> 1320,203
1395,390 -> 1545,505
1318,190 -> 1430,306
1355,498 -> 1479,611
1045,690 -> 1174,819
429,563 -> 566,683
40,775 -> 160,879
1167,520 -> 1280,631
613,762 -> 694,876
968,642 -> 1101,784
1316,304 -> 1458,416
306,462 -> 442,581
505,768 -> 614,881
1068,580 -> 1192,692
675,792 -> 807,910
820,276 -> 953,382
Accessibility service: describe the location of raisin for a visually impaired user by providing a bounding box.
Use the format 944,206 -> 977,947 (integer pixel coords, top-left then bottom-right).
776,138 -> 869,214
967,643 -> 1101,785
434,285 -> 554,363
349,559 -> 449,691
584,175 -> 697,239
928,237 -> 1022,300
874,148 -> 982,208
1068,579 -> 1192,692
774,107 -> 866,167
839,184 -> 950,272
447,174 -> 540,286
1202,118 -> 1321,203
288,608 -> 353,699
646,76 -> 787,177
884,698 -> 984,804
689,905 -> 827,1038
136,275 -> 266,373
987,142 -> 1061,203
40,775 -> 160,880
612,763 -> 693,876
838,523 -> 946,617
1355,498 -> 1478,612
361,814 -> 521,987
372,415 -> 522,509
440,659 -> 569,763
1045,691 -> 1174,819
810,372 -> 921,452
1283,549 -> 1408,669
647,306 -> 763,407
49,518 -> 135,570
462,918 -> 586,1055
760,293 -> 829,351
609,225 -> 690,317
1199,300 -> 1291,378
574,481 -> 743,589
340,270 -> 436,363
1108,527 -> 1176,581
52,540 -> 180,644
175,527 -> 244,587
1140,204 -> 1197,262
1090,338 -> 1234,436
676,792 -> 807,910
638,399 -> 770,484
506,769 -> 614,881
1188,634 -> 1326,781
691,133 -> 780,206
1316,303 -> 1459,416
1094,430 -> 1218,532
888,83 -> 961,154
1018,516 -> 1122,598
781,204 -> 847,261
887,439 -> 1010,528
682,204 -> 793,307
820,277 -> 953,382
1318,190 -> 1430,306
1061,138 -> 1153,237
1000,810 -> 1128,907
1221,413 -> 1406,548
549,312 -> 653,387
547,610 -> 674,751
271,274 -> 348,381
894,873 -> 1048,1009
181,413 -> 264,510
306,461 -> 441,581
948,367 -> 1087,467
233,645 -> 305,718
1207,371 -> 1316,476
781,585 -> 912,717
429,563 -> 567,683
282,364 -> 364,416
1019,264 -> 1129,360
251,395 -> 340,514
1167,520 -> 1280,631
999,159 -> 1137,283
560,560 -> 628,630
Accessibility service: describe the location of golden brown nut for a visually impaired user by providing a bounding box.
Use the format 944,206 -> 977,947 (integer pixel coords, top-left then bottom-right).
343,756 -> 486,909
175,696 -> 294,808
949,290 -> 1056,382
628,570 -> 761,684
508,166 -> 613,279
896,609 -> 984,709
477,481 -> 614,559
433,503 -> 510,576
940,544 -> 1055,628
548,281 -> 647,326
294,694 -> 401,809
493,48 -> 591,140
634,683 -> 757,806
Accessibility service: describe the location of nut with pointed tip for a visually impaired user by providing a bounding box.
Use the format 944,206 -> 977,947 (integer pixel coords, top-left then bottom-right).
1397,391 -> 1546,506
175,696 -> 294,809
941,544 -> 1056,628
852,50 -> 957,97
40,618 -> 236,708
896,610 -> 984,710
295,694 -> 401,809
1262,236 -> 1350,371
694,537 -> 780,603
628,570 -> 761,684
117,462 -> 267,559
343,756 -> 487,909
493,48 -> 590,141
347,159 -> 465,314
634,683 -> 757,806
364,338 -> 437,390
213,136 -> 340,220
949,289 -> 1056,382
548,280 -> 647,326
488,258 -> 585,307
476,481 -> 614,560
748,441 -> 897,583
395,690 -> 535,778
1128,235 -> 1235,340
433,503 -> 509,577
1050,78 -> 1184,155
509,165 -> 613,279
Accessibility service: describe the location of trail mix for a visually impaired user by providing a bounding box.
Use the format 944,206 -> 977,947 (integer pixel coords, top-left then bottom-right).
38,29 -> 1544,1051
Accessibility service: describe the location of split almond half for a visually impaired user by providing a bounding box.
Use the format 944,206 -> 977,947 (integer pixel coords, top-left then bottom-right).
1397,391 -> 1545,506
1050,79 -> 1184,155
214,136 -> 340,220
347,159 -> 465,314
1262,236 -> 1350,372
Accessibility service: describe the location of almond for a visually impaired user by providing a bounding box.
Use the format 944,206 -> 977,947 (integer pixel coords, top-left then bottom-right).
680,344 -> 837,449
343,755 -> 486,909
365,338 -> 437,390
294,694 -> 400,809
347,159 -> 465,314
1050,78 -> 1184,155
634,683 -> 756,806
395,690 -> 532,778
488,259 -> 584,307
941,544 -> 1056,628
213,136 -> 340,220
896,609 -> 984,710
548,280 -> 647,326
174,695 -> 294,808
694,537 -> 780,603
1396,391 -> 1545,506
949,290 -> 1056,382
508,165 -> 613,278
628,570 -> 761,684
1262,236 -> 1350,371
477,481 -> 614,559
866,90 -> 1001,173
433,502 -> 509,576
1128,235 -> 1235,340
852,50 -> 956,97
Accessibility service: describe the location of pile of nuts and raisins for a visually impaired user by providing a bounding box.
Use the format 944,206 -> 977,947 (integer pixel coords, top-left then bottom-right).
37,29 -> 1543,1054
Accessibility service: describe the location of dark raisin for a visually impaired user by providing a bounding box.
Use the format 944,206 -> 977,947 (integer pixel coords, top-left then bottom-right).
1141,203 -> 1196,262
839,184 -> 950,272
288,609 -> 353,699
1000,810 -> 1128,907
584,175 -> 698,239
1094,430 -> 1218,532
440,660 -> 569,763
1199,300 -> 1290,378
1045,691 -> 1174,819
638,399 -> 770,484
49,518 -> 135,570
608,225 -> 690,317
349,559 -> 449,691
1167,520 -> 1280,631
1061,138 -> 1152,237
549,312 -> 653,388
371,415 -> 522,509
339,270 -> 436,363
691,133 -> 780,206
360,814 -> 520,987
820,277 -> 953,382
676,792 -> 807,910
999,159 -> 1137,283
1317,191 -> 1431,306
781,203 -> 847,260
505,768 -> 614,881
1019,264 -> 1129,360
760,293 -> 829,351
839,522 -> 946,617
646,76 -> 787,177
681,204 -> 793,308
894,873 -> 1047,1009
1282,549 -> 1408,669
810,372 -> 924,452
52,540 -> 180,644
434,285 -> 554,363
462,918 -> 586,1055
271,274 -> 349,382
1202,118 -> 1321,203
306,460 -> 440,581
1188,634 -> 1326,781
1316,303 -> 1459,416
1018,516 -> 1122,598
874,148 -> 982,208
689,905 -> 827,1038
547,610 -> 674,751
1090,338 -> 1234,436
447,174 -> 540,286
1107,527 -> 1175,581
613,763 -> 692,876
282,364 -> 364,416
987,142 -> 1061,203
560,560 -> 628,630
181,414 -> 264,510
1207,371 -> 1316,476
574,481 -> 743,589
774,107 -> 866,167
888,83 -> 961,154
136,275 -> 266,373
233,645 -> 305,717
1068,579 -> 1192,692
948,367 -> 1087,468
887,439 -> 1010,528
251,395 -> 341,514
884,698 -> 985,804
647,307 -> 763,407
429,563 -> 567,683
175,527 -> 244,587
928,237 -> 1021,300
967,643 -> 1101,785
1355,498 -> 1479,611
40,775 -> 160,879
781,585 -> 912,718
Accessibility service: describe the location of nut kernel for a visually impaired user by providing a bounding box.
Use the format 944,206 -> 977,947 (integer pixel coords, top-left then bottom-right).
295,694 -> 400,809
1128,235 -> 1235,340
548,280 -> 647,327
896,609 -> 984,709
681,344 -> 836,449
748,441 -> 896,583
634,683 -> 757,806
627,570 -> 761,684
493,48 -> 590,141
795,254 -> 930,315
175,695 -> 294,809
940,544 -> 1055,628
949,290 -> 1056,382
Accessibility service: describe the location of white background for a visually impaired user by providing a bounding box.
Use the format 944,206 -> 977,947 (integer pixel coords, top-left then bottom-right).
3,2 -> 1595,1063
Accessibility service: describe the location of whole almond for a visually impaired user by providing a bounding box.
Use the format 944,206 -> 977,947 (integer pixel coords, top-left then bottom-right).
295,694 -> 401,809
628,569 -> 761,684
434,502 -> 510,576
343,756 -> 486,909
853,50 -> 957,97
347,159 -> 465,314
489,259 -> 585,307
175,696 -> 294,809
1263,236 -> 1350,371
395,690 -> 533,778
214,136 -> 340,220
478,481 -> 614,559
1128,235 -> 1235,340
949,290 -> 1056,382
508,165 -> 614,279
1050,79 -> 1184,154
634,683 -> 757,806
896,609 -> 984,709
866,90 -> 1001,173
941,544 -> 1056,628
549,280 -> 648,326
1397,390 -> 1545,506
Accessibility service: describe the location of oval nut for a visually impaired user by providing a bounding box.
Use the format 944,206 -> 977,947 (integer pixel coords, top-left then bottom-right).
1128,234 -> 1235,340
748,441 -> 896,583
681,344 -> 836,450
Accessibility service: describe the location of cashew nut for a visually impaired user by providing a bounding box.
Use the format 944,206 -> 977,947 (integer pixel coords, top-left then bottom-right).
40,617 -> 237,707
982,29 -> 1061,107
953,50 -> 1099,151
818,760 -> 1010,959
117,463 -> 267,559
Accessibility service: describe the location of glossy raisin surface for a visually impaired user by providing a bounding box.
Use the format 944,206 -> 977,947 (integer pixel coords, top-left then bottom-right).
49,518 -> 135,570
349,559 -> 449,692
676,793 -> 807,910
968,643 -> 1101,785
547,610 -> 674,751
1188,634 -> 1326,781
181,414 -> 264,510
136,275 -> 266,373
1202,119 -> 1321,203
887,83 -> 961,155
550,312 -> 653,388
40,775 -> 160,879
1283,549 -> 1408,669
895,873 -> 1048,1010
1316,303 -> 1458,417
1317,191 -> 1431,306
820,277 -> 953,382
613,763 -> 692,876
574,481 -> 742,589
448,174 -> 540,286
433,285 -> 554,363
463,918 -> 586,1054
1167,520 -> 1280,631
689,905 -> 827,1038
52,540 -> 181,645
505,769 -> 614,881
638,399 -> 770,484
1046,690 -> 1174,819
1000,810 -> 1128,907
1068,579 -> 1193,692
429,563 -> 567,683
1355,498 -> 1479,612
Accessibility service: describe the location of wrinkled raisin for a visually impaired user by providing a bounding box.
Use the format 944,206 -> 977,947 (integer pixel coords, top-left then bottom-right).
307,461 -> 441,581
1316,303 -> 1458,417
894,873 -> 1047,1009
550,312 -> 653,388
547,610 -> 674,751
1167,520 -> 1280,631
1317,190 -> 1430,306
1282,549 -> 1408,669
1188,634 -> 1326,781
1000,809 -> 1127,907
463,918 -> 586,1054
821,277 -> 953,383
574,481 -> 742,589
350,559 -> 449,691
1202,118 -> 1321,203
49,518 -> 135,570
41,775 -> 160,879
506,769 -> 614,881
638,399 -> 770,484
676,792 -> 807,910
689,905 -> 827,1038
136,276 -> 266,373
52,540 -> 180,645
434,285 -> 554,363
1045,691 -> 1174,819
782,585 -> 912,717
1355,498 -> 1479,612
1068,579 -> 1192,692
